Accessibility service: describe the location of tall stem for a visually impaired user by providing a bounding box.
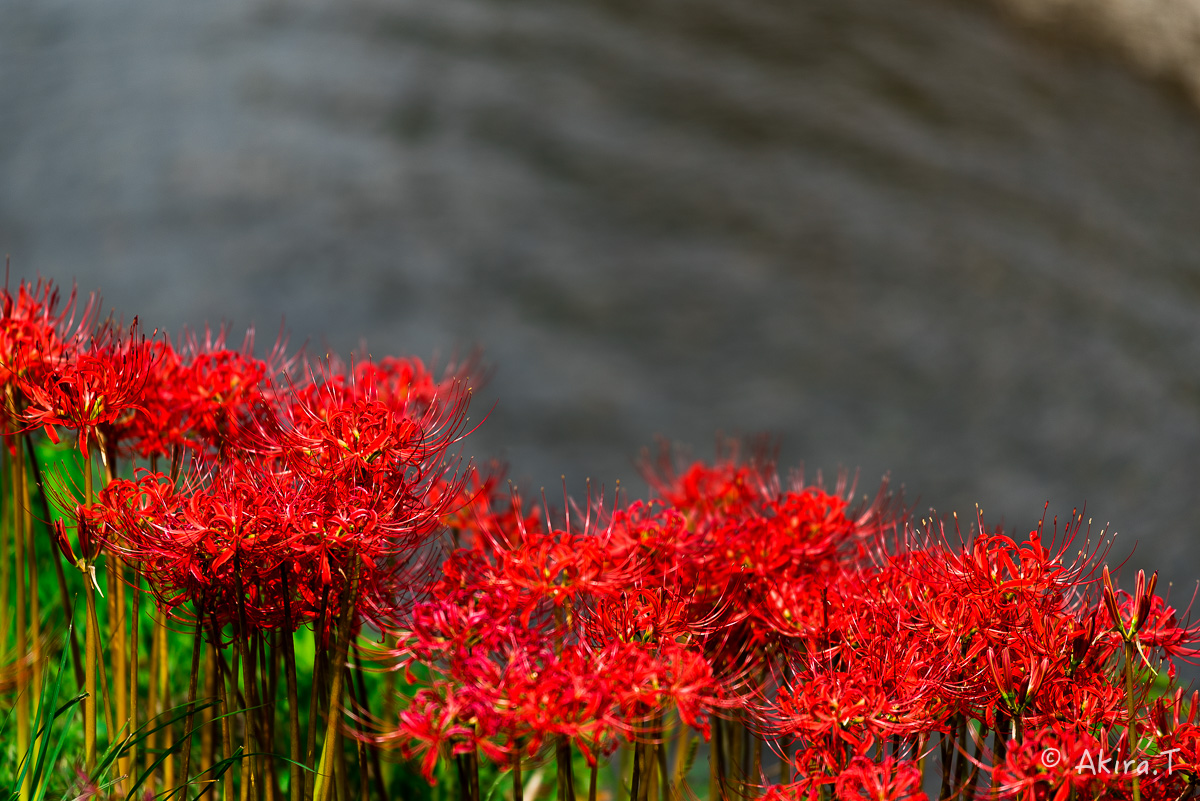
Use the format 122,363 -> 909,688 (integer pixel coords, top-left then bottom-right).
182,605 -> 207,792
305,592 -> 332,800
128,572 -> 140,792
670,720 -> 690,800
708,718 -> 724,801
203,642 -> 217,780
556,737 -> 576,801
281,565 -> 303,800
13,418 -> 29,790
215,629 -> 236,801
512,743 -> 523,801
656,732 -> 669,801
352,650 -> 387,801
144,614 -> 162,774
1125,640 -> 1142,801
84,559 -> 99,770
236,634 -> 254,801
313,563 -> 360,801
82,447 -> 98,770
157,612 -> 175,790
25,434 -> 84,686
1,427 -> 10,656
112,552 -> 128,791
263,630 -> 282,801
234,561 -> 259,801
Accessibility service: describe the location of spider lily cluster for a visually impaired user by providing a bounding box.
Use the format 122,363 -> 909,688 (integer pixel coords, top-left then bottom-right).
0,277 -> 1198,801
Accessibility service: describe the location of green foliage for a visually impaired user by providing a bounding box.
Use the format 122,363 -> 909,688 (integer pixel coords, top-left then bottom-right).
0,627 -> 86,801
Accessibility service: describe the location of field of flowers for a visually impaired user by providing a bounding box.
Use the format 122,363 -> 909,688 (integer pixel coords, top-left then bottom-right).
0,277 -> 1198,801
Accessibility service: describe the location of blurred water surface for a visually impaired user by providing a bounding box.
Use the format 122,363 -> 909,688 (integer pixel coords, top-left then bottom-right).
2,0 -> 1200,589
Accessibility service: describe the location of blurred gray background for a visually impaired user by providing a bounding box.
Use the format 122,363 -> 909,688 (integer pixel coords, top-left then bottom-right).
2,0 -> 1200,596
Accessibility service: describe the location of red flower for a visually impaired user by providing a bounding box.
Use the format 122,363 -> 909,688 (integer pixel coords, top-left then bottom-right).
17,318 -> 158,457
992,723 -> 1110,801
834,755 -> 928,801
0,278 -> 95,395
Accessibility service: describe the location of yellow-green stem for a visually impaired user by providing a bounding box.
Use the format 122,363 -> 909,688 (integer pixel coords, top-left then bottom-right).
144,614 -> 162,775
84,570 -> 99,770
83,447 -> 98,770
305,594 -> 332,801
670,719 -> 690,800
25,435 -> 84,686
112,554 -> 128,792
1,429 -> 10,652
1125,640 -> 1142,801
161,612 -> 175,790
234,562 -> 259,801
13,423 -> 30,800
281,565 -> 303,801
203,642 -> 217,781
709,718 -> 723,801
216,634 -> 236,801
237,634 -> 254,801
181,606 -> 206,793
313,564 -> 360,801
13,422 -> 32,796
128,573 -> 140,792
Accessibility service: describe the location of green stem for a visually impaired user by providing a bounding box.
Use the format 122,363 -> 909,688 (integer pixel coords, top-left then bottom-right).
181,605 -> 207,794
557,736 -> 576,801
215,630 -> 236,801
281,565 -> 303,801
670,723 -> 691,800
234,561 -> 259,801
709,717 -> 723,801
1125,640 -> 1142,801
313,563 -> 360,801
305,592 -> 332,800
352,649 -> 388,801
82,447 -> 97,770
513,741 -> 523,801
12,417 -> 29,797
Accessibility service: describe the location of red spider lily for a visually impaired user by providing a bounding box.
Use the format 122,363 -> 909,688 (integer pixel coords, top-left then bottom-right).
387,626 -> 720,778
985,646 -> 1053,734
992,722 -> 1112,801
16,318 -> 159,458
772,616 -> 950,755
1147,696 -> 1200,801
583,585 -> 710,649
0,278 -> 95,395
109,339 -> 185,459
1098,566 -> 1200,671
1103,566 -> 1158,642
834,755 -> 928,801
638,444 -> 904,702
351,352 -> 480,415
638,438 -> 777,527
376,480 -> 729,783
988,610 -> 1129,734
888,513 -> 1112,718
384,681 -> 477,781
286,351 -> 474,430
1134,594 -> 1200,666
94,369 -> 468,635
115,325 -> 293,459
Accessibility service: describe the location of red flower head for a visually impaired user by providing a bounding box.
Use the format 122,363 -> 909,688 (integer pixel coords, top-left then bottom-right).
17,318 -> 158,458
834,755 -> 928,801
993,723 -> 1110,801
0,278 -> 95,395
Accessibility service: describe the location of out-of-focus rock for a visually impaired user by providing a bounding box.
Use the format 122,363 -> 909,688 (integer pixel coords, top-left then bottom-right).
992,0 -> 1200,104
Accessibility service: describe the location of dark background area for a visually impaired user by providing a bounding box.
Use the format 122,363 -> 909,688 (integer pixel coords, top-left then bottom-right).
2,0 -> 1199,600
